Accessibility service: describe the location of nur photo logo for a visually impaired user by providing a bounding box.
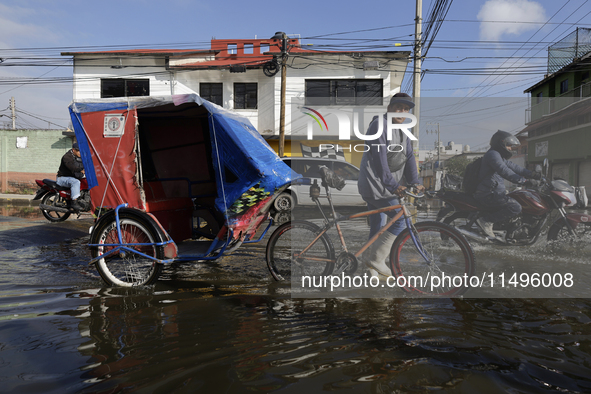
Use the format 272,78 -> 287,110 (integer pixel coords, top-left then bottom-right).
300,106 -> 417,153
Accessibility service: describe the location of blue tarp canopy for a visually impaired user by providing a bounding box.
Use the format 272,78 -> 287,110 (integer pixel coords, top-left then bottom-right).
69,94 -> 292,217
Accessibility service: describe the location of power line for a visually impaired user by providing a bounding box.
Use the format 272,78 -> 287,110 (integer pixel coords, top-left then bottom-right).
446,19 -> 591,26
427,0 -> 580,121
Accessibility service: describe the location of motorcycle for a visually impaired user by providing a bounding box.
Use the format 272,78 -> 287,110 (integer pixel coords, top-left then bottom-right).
436,160 -> 591,245
33,178 -> 92,222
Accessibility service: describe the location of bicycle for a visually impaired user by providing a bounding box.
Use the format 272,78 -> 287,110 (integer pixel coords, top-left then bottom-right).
266,166 -> 476,296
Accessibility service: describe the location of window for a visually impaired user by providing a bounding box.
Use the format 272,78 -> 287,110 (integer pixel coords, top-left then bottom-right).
305,79 -> 383,106
228,44 -> 237,55
289,159 -> 324,178
101,79 -> 149,98
560,79 -> 569,94
536,92 -> 543,104
332,161 -> 359,181
200,83 -> 223,106
259,44 -> 270,54
234,83 -> 257,109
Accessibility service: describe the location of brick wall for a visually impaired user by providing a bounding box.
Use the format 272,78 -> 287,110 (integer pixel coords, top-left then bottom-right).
0,129 -> 73,193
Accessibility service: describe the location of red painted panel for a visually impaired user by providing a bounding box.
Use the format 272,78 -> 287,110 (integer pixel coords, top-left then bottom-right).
82,109 -> 143,211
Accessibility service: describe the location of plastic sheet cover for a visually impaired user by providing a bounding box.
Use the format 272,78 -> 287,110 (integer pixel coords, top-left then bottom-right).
69,94 -> 292,216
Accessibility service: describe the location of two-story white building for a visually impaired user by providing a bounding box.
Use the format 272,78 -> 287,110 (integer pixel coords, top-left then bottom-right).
62,36 -> 411,165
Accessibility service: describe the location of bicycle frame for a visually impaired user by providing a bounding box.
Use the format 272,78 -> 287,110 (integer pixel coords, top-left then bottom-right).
294,183 -> 429,267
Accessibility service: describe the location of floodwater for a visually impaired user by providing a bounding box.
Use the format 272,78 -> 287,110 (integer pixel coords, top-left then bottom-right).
1,206 -> 591,393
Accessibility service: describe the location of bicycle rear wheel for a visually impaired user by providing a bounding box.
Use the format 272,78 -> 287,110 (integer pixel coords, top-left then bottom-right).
390,221 -> 475,296
266,220 -> 335,281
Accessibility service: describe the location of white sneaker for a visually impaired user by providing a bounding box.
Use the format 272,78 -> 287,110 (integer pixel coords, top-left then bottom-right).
477,217 -> 495,238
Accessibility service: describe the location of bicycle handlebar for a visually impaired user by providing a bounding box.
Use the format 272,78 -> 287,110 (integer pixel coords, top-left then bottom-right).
404,184 -> 425,199
404,189 -> 425,199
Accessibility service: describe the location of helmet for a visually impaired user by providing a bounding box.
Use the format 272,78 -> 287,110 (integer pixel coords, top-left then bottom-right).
490,130 -> 519,159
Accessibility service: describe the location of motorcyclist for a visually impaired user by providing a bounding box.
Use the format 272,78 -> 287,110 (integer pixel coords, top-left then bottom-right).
56,142 -> 85,212
474,130 -> 541,238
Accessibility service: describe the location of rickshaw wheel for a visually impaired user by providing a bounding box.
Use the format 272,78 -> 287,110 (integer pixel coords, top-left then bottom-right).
91,210 -> 164,287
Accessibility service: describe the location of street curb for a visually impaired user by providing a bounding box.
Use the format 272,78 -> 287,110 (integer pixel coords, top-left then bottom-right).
0,196 -> 39,207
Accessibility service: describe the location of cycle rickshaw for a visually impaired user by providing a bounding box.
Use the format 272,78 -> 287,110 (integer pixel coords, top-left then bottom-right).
69,94 -> 292,287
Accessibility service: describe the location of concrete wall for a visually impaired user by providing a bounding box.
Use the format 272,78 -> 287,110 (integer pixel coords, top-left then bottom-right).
70,52 -> 410,141
0,129 -> 72,193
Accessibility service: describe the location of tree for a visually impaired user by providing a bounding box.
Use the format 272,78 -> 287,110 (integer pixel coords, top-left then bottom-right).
445,155 -> 473,177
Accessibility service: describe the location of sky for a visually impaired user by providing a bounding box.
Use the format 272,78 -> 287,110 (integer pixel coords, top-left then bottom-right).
0,0 -> 589,151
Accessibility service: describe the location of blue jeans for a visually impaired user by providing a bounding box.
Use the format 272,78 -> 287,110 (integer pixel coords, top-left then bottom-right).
56,176 -> 81,200
366,197 -> 405,238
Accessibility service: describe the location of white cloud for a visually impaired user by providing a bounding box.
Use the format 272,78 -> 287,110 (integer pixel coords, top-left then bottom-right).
0,4 -> 70,127
0,4 -> 60,48
477,0 -> 547,41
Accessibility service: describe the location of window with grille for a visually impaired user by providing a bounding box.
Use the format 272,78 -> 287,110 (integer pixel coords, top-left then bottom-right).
305,79 -> 383,106
200,83 -> 223,106
101,79 -> 150,98
234,83 -> 257,109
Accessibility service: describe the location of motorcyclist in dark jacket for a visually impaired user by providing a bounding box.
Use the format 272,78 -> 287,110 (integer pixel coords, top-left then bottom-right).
56,142 -> 85,211
474,130 -> 541,238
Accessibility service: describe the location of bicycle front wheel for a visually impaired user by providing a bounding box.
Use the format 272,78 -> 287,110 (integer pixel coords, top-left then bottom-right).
266,220 -> 335,281
390,221 -> 475,296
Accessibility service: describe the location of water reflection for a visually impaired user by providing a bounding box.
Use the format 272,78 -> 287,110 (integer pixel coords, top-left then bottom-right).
0,205 -> 42,219
71,286 -> 591,393
2,204 -> 591,392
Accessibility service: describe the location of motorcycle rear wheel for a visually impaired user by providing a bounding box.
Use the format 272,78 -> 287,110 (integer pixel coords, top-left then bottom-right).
40,192 -> 71,222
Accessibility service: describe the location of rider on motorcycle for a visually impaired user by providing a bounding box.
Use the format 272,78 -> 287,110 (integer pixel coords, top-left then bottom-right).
56,142 -> 85,212
474,130 -> 542,238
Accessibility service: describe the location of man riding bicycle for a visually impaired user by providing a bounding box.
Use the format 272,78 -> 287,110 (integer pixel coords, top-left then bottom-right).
357,93 -> 424,279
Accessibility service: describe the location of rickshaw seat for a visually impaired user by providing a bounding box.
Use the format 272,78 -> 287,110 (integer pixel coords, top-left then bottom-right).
143,181 -> 193,212
143,181 -> 194,241
145,198 -> 193,212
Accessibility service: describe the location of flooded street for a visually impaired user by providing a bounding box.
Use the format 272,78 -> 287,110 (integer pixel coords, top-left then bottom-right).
1,206 -> 591,393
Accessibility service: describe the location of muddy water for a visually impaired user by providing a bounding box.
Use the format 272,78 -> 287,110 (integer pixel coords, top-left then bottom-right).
1,207 -> 591,393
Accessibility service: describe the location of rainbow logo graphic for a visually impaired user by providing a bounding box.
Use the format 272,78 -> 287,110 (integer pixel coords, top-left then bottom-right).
302,107 -> 328,132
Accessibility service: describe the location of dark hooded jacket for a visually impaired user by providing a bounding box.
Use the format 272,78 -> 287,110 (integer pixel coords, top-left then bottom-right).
358,114 -> 420,201
57,149 -> 85,179
474,148 -> 532,197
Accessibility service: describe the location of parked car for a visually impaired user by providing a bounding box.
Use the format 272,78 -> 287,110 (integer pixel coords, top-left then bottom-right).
273,157 -> 365,211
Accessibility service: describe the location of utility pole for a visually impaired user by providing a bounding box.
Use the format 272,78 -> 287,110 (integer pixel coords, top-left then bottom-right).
413,0 -> 422,156
427,123 -> 441,167
279,51 -> 287,157
10,97 -> 16,130
427,122 -> 441,191
272,32 -> 288,157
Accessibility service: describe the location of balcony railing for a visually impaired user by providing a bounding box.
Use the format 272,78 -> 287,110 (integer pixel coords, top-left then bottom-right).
527,81 -> 591,124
